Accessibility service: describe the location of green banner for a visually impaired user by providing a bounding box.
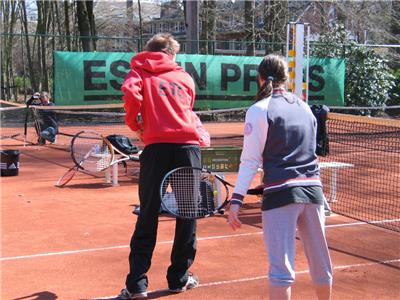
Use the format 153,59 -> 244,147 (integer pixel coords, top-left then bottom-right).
54,51 -> 345,107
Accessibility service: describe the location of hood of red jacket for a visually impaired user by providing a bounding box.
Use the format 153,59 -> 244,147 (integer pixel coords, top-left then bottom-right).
130,51 -> 182,74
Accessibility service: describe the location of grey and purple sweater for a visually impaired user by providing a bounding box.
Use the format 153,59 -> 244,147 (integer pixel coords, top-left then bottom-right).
231,90 -> 321,206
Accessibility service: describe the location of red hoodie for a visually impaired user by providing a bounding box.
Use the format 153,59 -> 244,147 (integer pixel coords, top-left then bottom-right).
122,51 -> 204,146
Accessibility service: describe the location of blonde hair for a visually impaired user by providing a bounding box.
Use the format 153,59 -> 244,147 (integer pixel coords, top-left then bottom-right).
256,54 -> 289,101
40,91 -> 50,100
144,33 -> 180,56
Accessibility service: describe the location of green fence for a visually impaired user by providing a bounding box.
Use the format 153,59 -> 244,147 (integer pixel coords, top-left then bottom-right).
54,51 -> 345,108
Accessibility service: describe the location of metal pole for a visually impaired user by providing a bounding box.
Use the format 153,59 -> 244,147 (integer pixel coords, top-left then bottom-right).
294,23 -> 304,99
305,23 -> 310,103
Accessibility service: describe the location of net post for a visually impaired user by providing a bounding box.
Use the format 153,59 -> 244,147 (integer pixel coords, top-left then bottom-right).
286,22 -> 309,101
112,163 -> 119,186
105,168 -> 111,184
104,164 -> 119,186
294,23 -> 304,98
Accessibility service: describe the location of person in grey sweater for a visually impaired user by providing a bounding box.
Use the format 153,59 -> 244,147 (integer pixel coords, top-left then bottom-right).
227,54 -> 332,300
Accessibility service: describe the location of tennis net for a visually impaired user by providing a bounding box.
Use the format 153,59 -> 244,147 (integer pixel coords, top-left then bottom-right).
0,105 -> 29,143
0,104 -> 130,146
0,104 -> 246,147
1,102 -> 399,232
322,111 -> 399,232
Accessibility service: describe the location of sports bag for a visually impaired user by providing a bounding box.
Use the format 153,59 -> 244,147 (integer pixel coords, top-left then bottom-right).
106,134 -> 140,155
310,105 -> 329,157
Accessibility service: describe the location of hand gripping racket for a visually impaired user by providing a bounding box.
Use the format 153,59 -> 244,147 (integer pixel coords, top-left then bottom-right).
55,130 -> 141,187
160,166 -> 262,219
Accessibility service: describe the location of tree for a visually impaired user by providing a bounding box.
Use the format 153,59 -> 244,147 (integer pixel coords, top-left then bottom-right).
36,0 -> 51,91
389,0 -> 400,66
19,0 -> 38,94
262,0 -> 288,54
137,0 -> 143,51
1,0 -> 19,100
64,0 -> 72,51
200,0 -> 216,54
312,24 -> 395,108
126,0 -> 135,50
76,0 -> 96,51
244,0 -> 255,56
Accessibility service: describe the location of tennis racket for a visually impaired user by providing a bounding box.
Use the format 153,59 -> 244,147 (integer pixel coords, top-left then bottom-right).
55,145 -> 96,187
55,130 -> 141,187
160,166 -> 262,219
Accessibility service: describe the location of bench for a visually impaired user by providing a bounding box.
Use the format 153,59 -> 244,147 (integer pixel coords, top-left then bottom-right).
319,162 -> 354,202
256,161 -> 354,203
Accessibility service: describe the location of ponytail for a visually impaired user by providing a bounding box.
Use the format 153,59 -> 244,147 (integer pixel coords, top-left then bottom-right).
256,78 -> 273,101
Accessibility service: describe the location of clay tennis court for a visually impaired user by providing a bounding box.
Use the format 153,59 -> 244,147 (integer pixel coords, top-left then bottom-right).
1,121 -> 400,300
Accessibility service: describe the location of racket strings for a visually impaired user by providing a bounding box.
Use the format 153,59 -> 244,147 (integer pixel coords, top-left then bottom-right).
71,132 -> 113,172
161,168 -> 222,218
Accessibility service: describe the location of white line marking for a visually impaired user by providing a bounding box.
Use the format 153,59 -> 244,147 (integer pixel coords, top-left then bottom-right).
198,258 -> 400,287
0,233 -> 263,261
1,219 -> 398,261
90,259 -> 400,300
0,245 -> 129,261
327,218 -> 400,228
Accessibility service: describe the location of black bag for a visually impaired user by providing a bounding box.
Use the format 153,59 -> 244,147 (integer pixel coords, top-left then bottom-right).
106,134 -> 139,155
310,105 -> 330,156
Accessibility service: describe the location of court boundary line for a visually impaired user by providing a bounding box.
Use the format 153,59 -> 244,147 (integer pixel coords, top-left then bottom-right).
2,218 -> 399,262
90,258 -> 400,300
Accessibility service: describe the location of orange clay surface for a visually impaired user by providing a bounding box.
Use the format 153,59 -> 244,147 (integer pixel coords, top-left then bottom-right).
1,122 -> 400,300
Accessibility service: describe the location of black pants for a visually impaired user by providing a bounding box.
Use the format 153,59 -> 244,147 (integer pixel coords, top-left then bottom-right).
125,143 -> 201,293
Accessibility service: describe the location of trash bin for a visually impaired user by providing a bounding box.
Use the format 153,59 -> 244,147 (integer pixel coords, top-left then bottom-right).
0,149 -> 20,176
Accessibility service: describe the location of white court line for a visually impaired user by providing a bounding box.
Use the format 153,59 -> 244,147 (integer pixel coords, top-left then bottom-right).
1,218 -> 399,262
199,258 -> 400,287
0,232 -> 263,262
328,218 -> 400,228
91,258 -> 400,300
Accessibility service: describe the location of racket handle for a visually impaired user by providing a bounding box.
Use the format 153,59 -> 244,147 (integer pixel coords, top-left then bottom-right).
247,187 -> 263,195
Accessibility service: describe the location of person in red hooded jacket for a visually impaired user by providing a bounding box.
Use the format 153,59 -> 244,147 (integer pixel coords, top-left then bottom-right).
117,33 -> 208,299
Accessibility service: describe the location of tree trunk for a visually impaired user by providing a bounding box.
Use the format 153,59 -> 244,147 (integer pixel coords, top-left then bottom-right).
200,1 -> 208,54
391,1 -> 400,57
2,1 -> 19,100
200,0 -> 216,54
19,0 -> 38,92
85,0 -> 96,50
186,0 -> 199,54
138,0 -> 143,51
244,0 -> 255,56
64,1 -> 71,51
76,1 -> 93,51
54,2 -> 63,49
207,1 -> 216,54
37,0 -> 50,92
126,0 -> 134,50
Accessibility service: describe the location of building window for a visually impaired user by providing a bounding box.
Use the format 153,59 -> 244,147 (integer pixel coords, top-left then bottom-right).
179,22 -> 185,32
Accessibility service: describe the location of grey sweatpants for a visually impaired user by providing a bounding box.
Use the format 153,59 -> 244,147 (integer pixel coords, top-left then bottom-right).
262,203 -> 333,286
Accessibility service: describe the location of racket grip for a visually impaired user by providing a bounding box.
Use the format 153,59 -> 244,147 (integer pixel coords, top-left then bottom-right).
247,187 -> 263,195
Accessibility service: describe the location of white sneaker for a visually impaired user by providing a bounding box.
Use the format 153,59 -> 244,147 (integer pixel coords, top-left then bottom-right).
169,273 -> 199,293
117,288 -> 147,299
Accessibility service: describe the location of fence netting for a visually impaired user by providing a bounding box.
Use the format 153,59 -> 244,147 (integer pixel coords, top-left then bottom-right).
1,103 -> 399,232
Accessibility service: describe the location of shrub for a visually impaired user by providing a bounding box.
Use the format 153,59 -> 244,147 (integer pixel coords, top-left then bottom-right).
311,24 -> 395,108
